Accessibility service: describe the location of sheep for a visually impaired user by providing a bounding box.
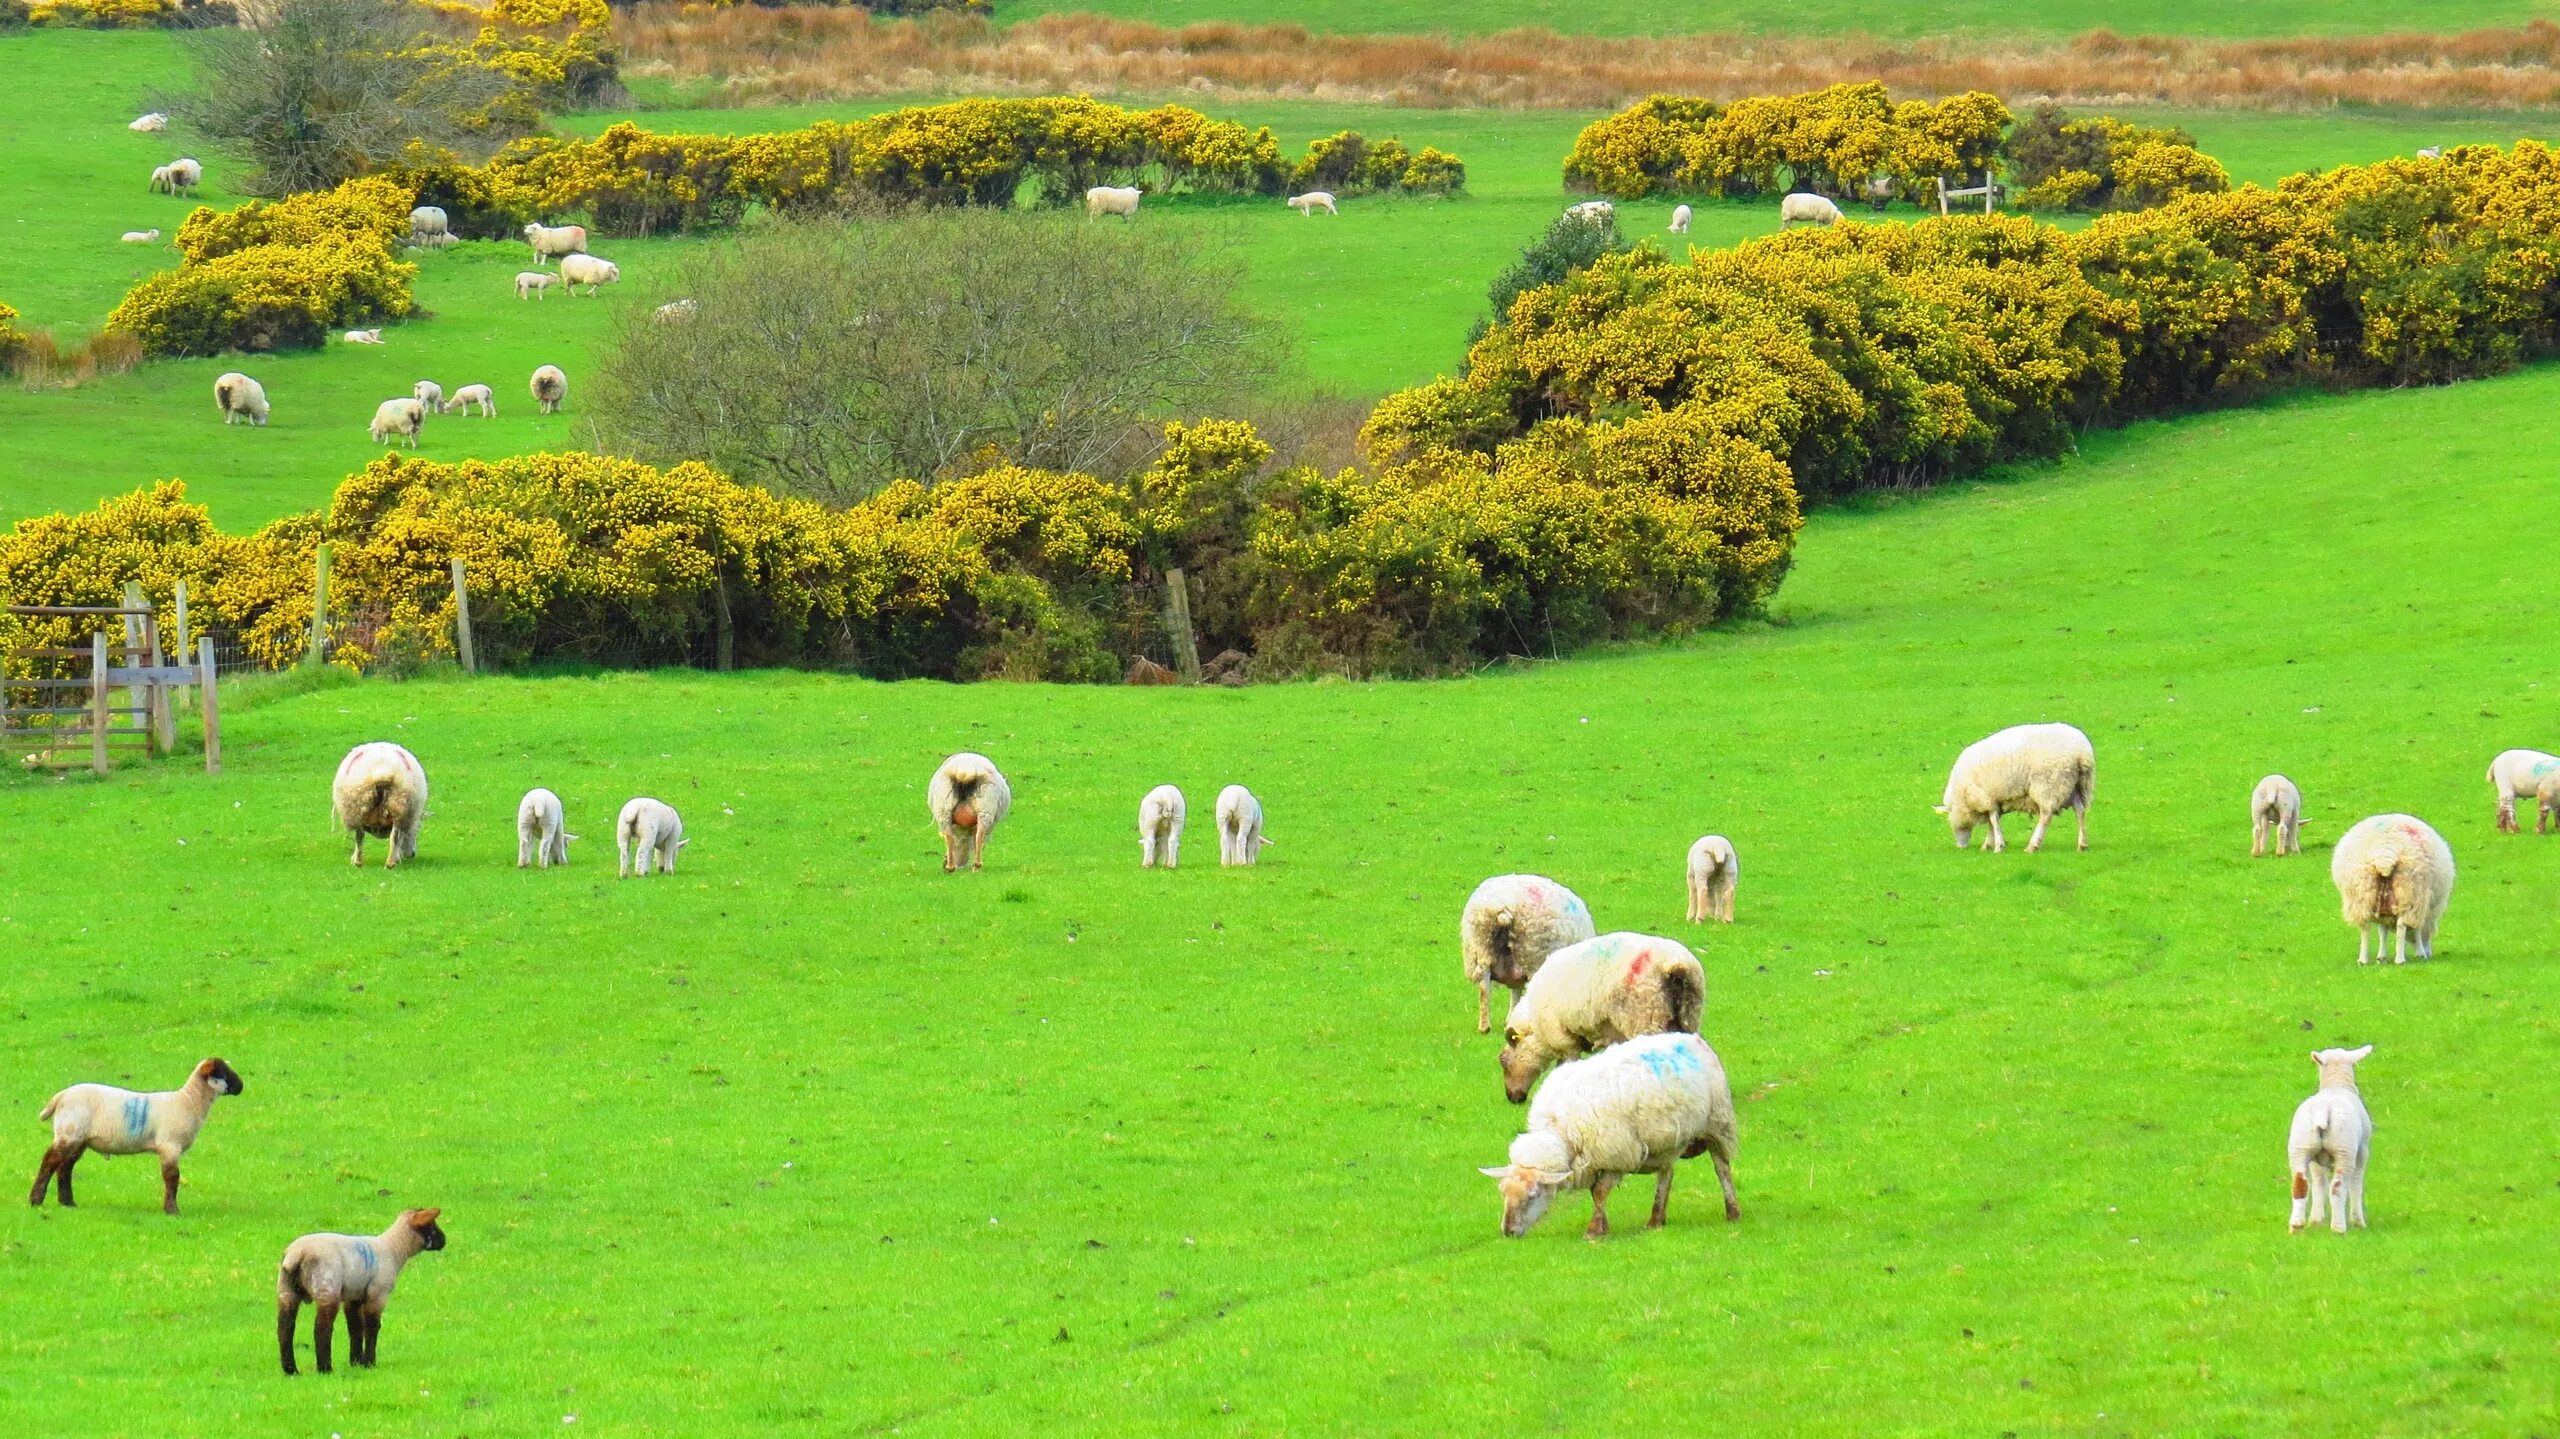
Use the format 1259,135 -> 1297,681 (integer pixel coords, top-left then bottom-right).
369,397 -> 425,449
1498,931 -> 1705,1103
517,787 -> 574,869
129,112 -> 168,132
1565,199 -> 1613,223
332,741 -> 428,868
342,328 -> 384,345
1863,174 -> 1895,211
2416,145 -> 2443,160
1935,722 -> 2095,853
214,371 -> 269,427
1684,834 -> 1738,923
1479,1031 -> 1738,1239
411,379 -> 444,411
1779,192 -> 1842,227
1460,874 -> 1597,1035
616,797 -> 687,878
1086,185 -> 1142,220
1286,191 -> 1338,216
2287,1046 -> 2374,1235
408,205 -> 448,243
2331,814 -> 2454,964
277,1208 -> 446,1375
928,752 -> 1011,872
1138,784 -> 1185,869
523,221 -> 588,264
2251,774 -> 2303,857
530,364 -> 567,414
653,298 -> 698,322
442,382 -> 496,418
148,165 -> 175,194
1215,784 -> 1270,866
120,228 -> 162,244
515,270 -> 557,301
148,158 -> 202,196
2536,766 -> 2560,836
1668,203 -> 1691,234
558,253 -> 619,297
2485,748 -> 2558,832
29,1058 -> 243,1215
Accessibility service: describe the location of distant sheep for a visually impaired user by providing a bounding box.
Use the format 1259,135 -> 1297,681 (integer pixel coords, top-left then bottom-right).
277,1208 -> 446,1375
1460,874 -> 1597,1035
530,364 -> 567,414
2535,767 -> 2560,836
30,1057 -> 243,1215
515,271 -> 557,301
1286,191 -> 1338,216
1138,784 -> 1185,869
2485,748 -> 2558,832
1863,174 -> 1895,210
148,158 -> 201,196
2251,774 -> 2303,857
130,112 -> 168,132
2416,145 -> 2443,159
1779,192 -> 1842,227
929,752 -> 1011,872
369,397 -> 426,449
1499,931 -> 1705,1103
214,371 -> 269,427
1086,185 -> 1142,219
1684,835 -> 1738,923
523,222 -> 588,264
408,206 -> 448,242
148,165 -> 176,194
442,383 -> 495,418
653,298 -> 697,323
1479,1031 -> 1738,1239
1936,722 -> 2095,852
2287,1045 -> 2373,1235
1215,784 -> 1270,866
342,328 -> 384,345
2331,814 -> 2454,964
517,787 -> 574,869
411,380 -> 444,411
332,742 -> 428,868
559,253 -> 619,296
1668,203 -> 1691,234
1565,199 -> 1613,223
121,228 -> 162,244
616,797 -> 686,878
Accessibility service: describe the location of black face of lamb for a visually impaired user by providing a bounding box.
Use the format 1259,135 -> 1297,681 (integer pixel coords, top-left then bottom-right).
209,1060 -> 244,1095
418,1221 -> 447,1251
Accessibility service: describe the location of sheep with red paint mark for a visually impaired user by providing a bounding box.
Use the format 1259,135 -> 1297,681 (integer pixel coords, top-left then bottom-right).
1481,1031 -> 1739,1239
332,742 -> 428,868
30,1057 -> 243,1215
1460,874 -> 1597,1035
1498,932 -> 1705,1103
2331,814 -> 2454,963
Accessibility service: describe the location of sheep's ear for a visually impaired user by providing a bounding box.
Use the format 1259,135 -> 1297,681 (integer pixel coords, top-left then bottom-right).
1478,1165 -> 1513,1179
2346,1044 -> 2373,1062
410,1207 -> 441,1226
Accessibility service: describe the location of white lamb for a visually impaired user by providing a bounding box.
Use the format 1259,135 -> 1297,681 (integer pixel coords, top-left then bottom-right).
148,165 -> 176,194
343,328 -> 384,345
1086,185 -> 1142,219
653,298 -> 697,322
411,380 -> 444,411
1936,722 -> 2095,852
523,222 -> 588,264
1684,834 -> 1737,923
2535,767 -> 2560,836
2485,748 -> 2558,832
2287,1045 -> 2374,1235
559,253 -> 619,296
1286,191 -> 1338,216
30,1057 -> 243,1215
369,397 -> 425,449
129,112 -> 168,132
1779,192 -> 1842,227
442,383 -> 496,418
515,271 -> 557,301
516,787 -> 574,868
1460,874 -> 1597,1035
531,364 -> 567,414
1668,203 -> 1692,234
1215,784 -> 1270,866
214,371 -> 269,427
1565,199 -> 1613,223
2331,815 -> 2454,964
1499,931 -> 1705,1103
1138,784 -> 1185,869
2251,774 -> 2303,857
408,205 -> 449,242
929,752 -> 1012,872
616,797 -> 686,878
332,742 -> 428,868
121,229 -> 162,244
1479,1031 -> 1739,1239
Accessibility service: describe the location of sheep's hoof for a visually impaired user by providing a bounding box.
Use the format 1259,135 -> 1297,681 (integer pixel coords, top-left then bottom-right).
2288,1222 -> 2304,1234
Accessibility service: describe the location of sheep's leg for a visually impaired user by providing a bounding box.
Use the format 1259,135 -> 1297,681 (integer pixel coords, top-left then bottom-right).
518,832 -> 533,868
971,827 -> 987,871
2076,803 -> 2089,851
2347,1166 -> 2368,1230
2357,925 -> 2371,965
277,1301 -> 301,1375
1648,1168 -> 1675,1229
2394,923 -> 2409,965
2304,1161 -> 2327,1226
2288,1167 -> 2310,1232
1584,1174 -> 1618,1240
2328,1173 -> 2349,1234
941,829 -> 958,874
2252,815 -> 2267,857
1708,1137 -> 1740,1220
1718,879 -> 1736,923
351,831 -> 365,866
313,1300 -> 339,1374
1166,832 -> 1179,869
2026,808 -> 2051,853
355,1304 -> 382,1366
160,1159 -> 181,1215
54,1147 -> 81,1206
1477,980 -> 1492,1035
29,1141 -> 75,1207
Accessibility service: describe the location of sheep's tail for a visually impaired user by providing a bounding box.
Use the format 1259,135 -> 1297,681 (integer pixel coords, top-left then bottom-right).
37,1094 -> 59,1122
278,1260 -> 308,1302
1661,963 -> 1704,1035
2069,754 -> 2096,810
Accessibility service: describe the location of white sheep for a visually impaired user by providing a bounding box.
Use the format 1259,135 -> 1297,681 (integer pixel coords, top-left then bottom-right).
442,383 -> 496,418
1479,1031 -> 1738,1239
1215,784 -> 1270,866
2416,145 -> 2443,160
333,742 -> 428,867
516,787 -> 574,868
411,379 -> 444,411
1779,192 -> 1842,227
1684,834 -> 1738,923
129,112 -> 168,132
530,364 -> 567,414
343,328 -> 384,345
1286,191 -> 1338,216
515,271 -> 557,301
121,228 -> 162,244
2287,1045 -> 2373,1234
1668,203 -> 1692,234
616,797 -> 687,878
558,253 -> 619,296
2535,766 -> 2560,836
2331,814 -> 2454,964
408,205 -> 448,242
369,397 -> 426,449
167,158 -> 202,195
1086,185 -> 1142,219
1138,784 -> 1186,869
1936,722 -> 2095,852
1461,874 -> 1598,1035
2251,774 -> 2303,857
1565,199 -> 1613,223
928,752 -> 1011,872
653,298 -> 698,322
30,1057 -> 243,1215
2485,748 -> 2558,832
1498,931 -> 1706,1103
148,165 -> 175,195
277,1208 -> 446,1375
523,222 -> 588,264
214,371 -> 269,427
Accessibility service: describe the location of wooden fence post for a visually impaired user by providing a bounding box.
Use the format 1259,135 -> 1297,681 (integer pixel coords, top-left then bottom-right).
89,632 -> 108,776
450,557 -> 476,675
197,636 -> 221,775
305,543 -> 331,668
1161,567 -> 1202,683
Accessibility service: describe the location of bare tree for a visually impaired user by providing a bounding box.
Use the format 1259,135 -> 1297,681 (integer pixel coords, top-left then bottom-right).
589,209 -> 1289,502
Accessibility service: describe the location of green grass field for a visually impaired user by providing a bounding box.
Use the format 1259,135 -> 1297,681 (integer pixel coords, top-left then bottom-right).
6,359 -> 2558,1435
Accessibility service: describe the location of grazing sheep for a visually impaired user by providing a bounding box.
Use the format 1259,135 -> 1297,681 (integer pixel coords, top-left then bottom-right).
1286,191 -> 1338,216
29,1057 -> 243,1215
1460,874 -> 1597,1035
616,798 -> 687,878
515,270 -> 557,301
442,382 -> 495,418
148,165 -> 176,194
1684,835 -> 1738,923
277,1208 -> 446,1376
1138,784 -> 1186,869
369,397 -> 426,449
332,741 -> 428,868
1499,932 -> 1706,1103
517,787 -> 574,869
522,221 -> 588,264
2287,1046 -> 2374,1235
1479,1031 -> 1738,1239
1863,174 -> 1895,211
149,158 -> 202,196
1779,192 -> 1842,227
1086,185 -> 1142,219
1215,784 -> 1270,867
1668,203 -> 1692,234
1565,199 -> 1614,222
2485,748 -> 2558,832
2251,774 -> 2303,857
530,364 -> 567,414
342,328 -> 384,345
2331,815 -> 2454,964
120,228 -> 162,244
411,379 -> 444,411
2535,766 -> 2560,836
408,205 -> 448,242
653,298 -> 697,322
214,371 -> 269,427
928,752 -> 1011,872
558,253 -> 619,296
1936,722 -> 2095,853
2416,145 -> 2443,159
130,112 -> 168,132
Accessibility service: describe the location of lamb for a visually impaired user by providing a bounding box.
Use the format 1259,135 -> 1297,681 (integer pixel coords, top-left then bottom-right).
1862,174 -> 1895,210
2251,774 -> 2303,857
1460,874 -> 1597,1035
214,371 -> 269,427
530,364 -> 567,414
1935,721 -> 2095,852
1479,1031 -> 1738,1239
411,379 -> 444,411
616,797 -> 687,878
408,205 -> 448,242
148,165 -> 176,194
148,158 -> 201,196
1086,185 -> 1142,219
1668,203 -> 1691,234
442,382 -> 496,418
369,397 -> 426,449
121,228 -> 162,244
928,752 -> 1011,872
653,298 -> 697,322
332,741 -> 428,868
1684,835 -> 1738,923
1214,784 -> 1270,866
1498,931 -> 1706,1103
1286,191 -> 1338,216
515,270 -> 557,301
129,112 -> 168,132
2416,145 -> 2443,159
343,328 -> 384,345
277,1208 -> 447,1375
2287,1046 -> 2374,1235
558,253 -> 619,296
29,1057 -> 243,1215
2485,748 -> 2558,832
1779,192 -> 1842,227
1565,199 -> 1614,222
2535,766 -> 2560,836
523,222 -> 588,264
1138,784 -> 1185,869
516,787 -> 574,868
2331,814 -> 2454,964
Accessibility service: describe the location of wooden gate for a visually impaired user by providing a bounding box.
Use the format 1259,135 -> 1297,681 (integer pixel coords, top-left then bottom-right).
3,584 -> 222,775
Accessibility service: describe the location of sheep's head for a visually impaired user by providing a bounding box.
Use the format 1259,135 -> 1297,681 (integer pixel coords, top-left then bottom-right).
2311,1045 -> 2373,1088
196,1057 -> 244,1096
1497,1025 -> 1550,1104
1479,1132 -> 1574,1237
404,1208 -> 447,1251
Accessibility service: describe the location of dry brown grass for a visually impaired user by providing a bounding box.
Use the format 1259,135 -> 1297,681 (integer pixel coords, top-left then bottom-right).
619,9 -> 2560,112
13,331 -> 145,391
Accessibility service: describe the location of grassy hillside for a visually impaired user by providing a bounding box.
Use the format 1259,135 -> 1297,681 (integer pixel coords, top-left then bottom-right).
5,362 -> 2557,1435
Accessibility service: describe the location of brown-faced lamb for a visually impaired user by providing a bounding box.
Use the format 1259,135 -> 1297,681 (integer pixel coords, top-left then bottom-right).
30,1058 -> 243,1215
277,1208 -> 446,1375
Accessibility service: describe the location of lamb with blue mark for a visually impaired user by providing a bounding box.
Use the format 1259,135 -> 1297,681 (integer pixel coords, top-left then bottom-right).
30,1057 -> 242,1215
278,1208 -> 448,1374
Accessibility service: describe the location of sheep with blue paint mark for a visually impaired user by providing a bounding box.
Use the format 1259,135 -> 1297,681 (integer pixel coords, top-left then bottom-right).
1460,874 -> 1597,1035
277,1208 -> 447,1375
30,1057 -> 243,1215
2487,748 -> 2559,832
1480,1031 -> 1739,1238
